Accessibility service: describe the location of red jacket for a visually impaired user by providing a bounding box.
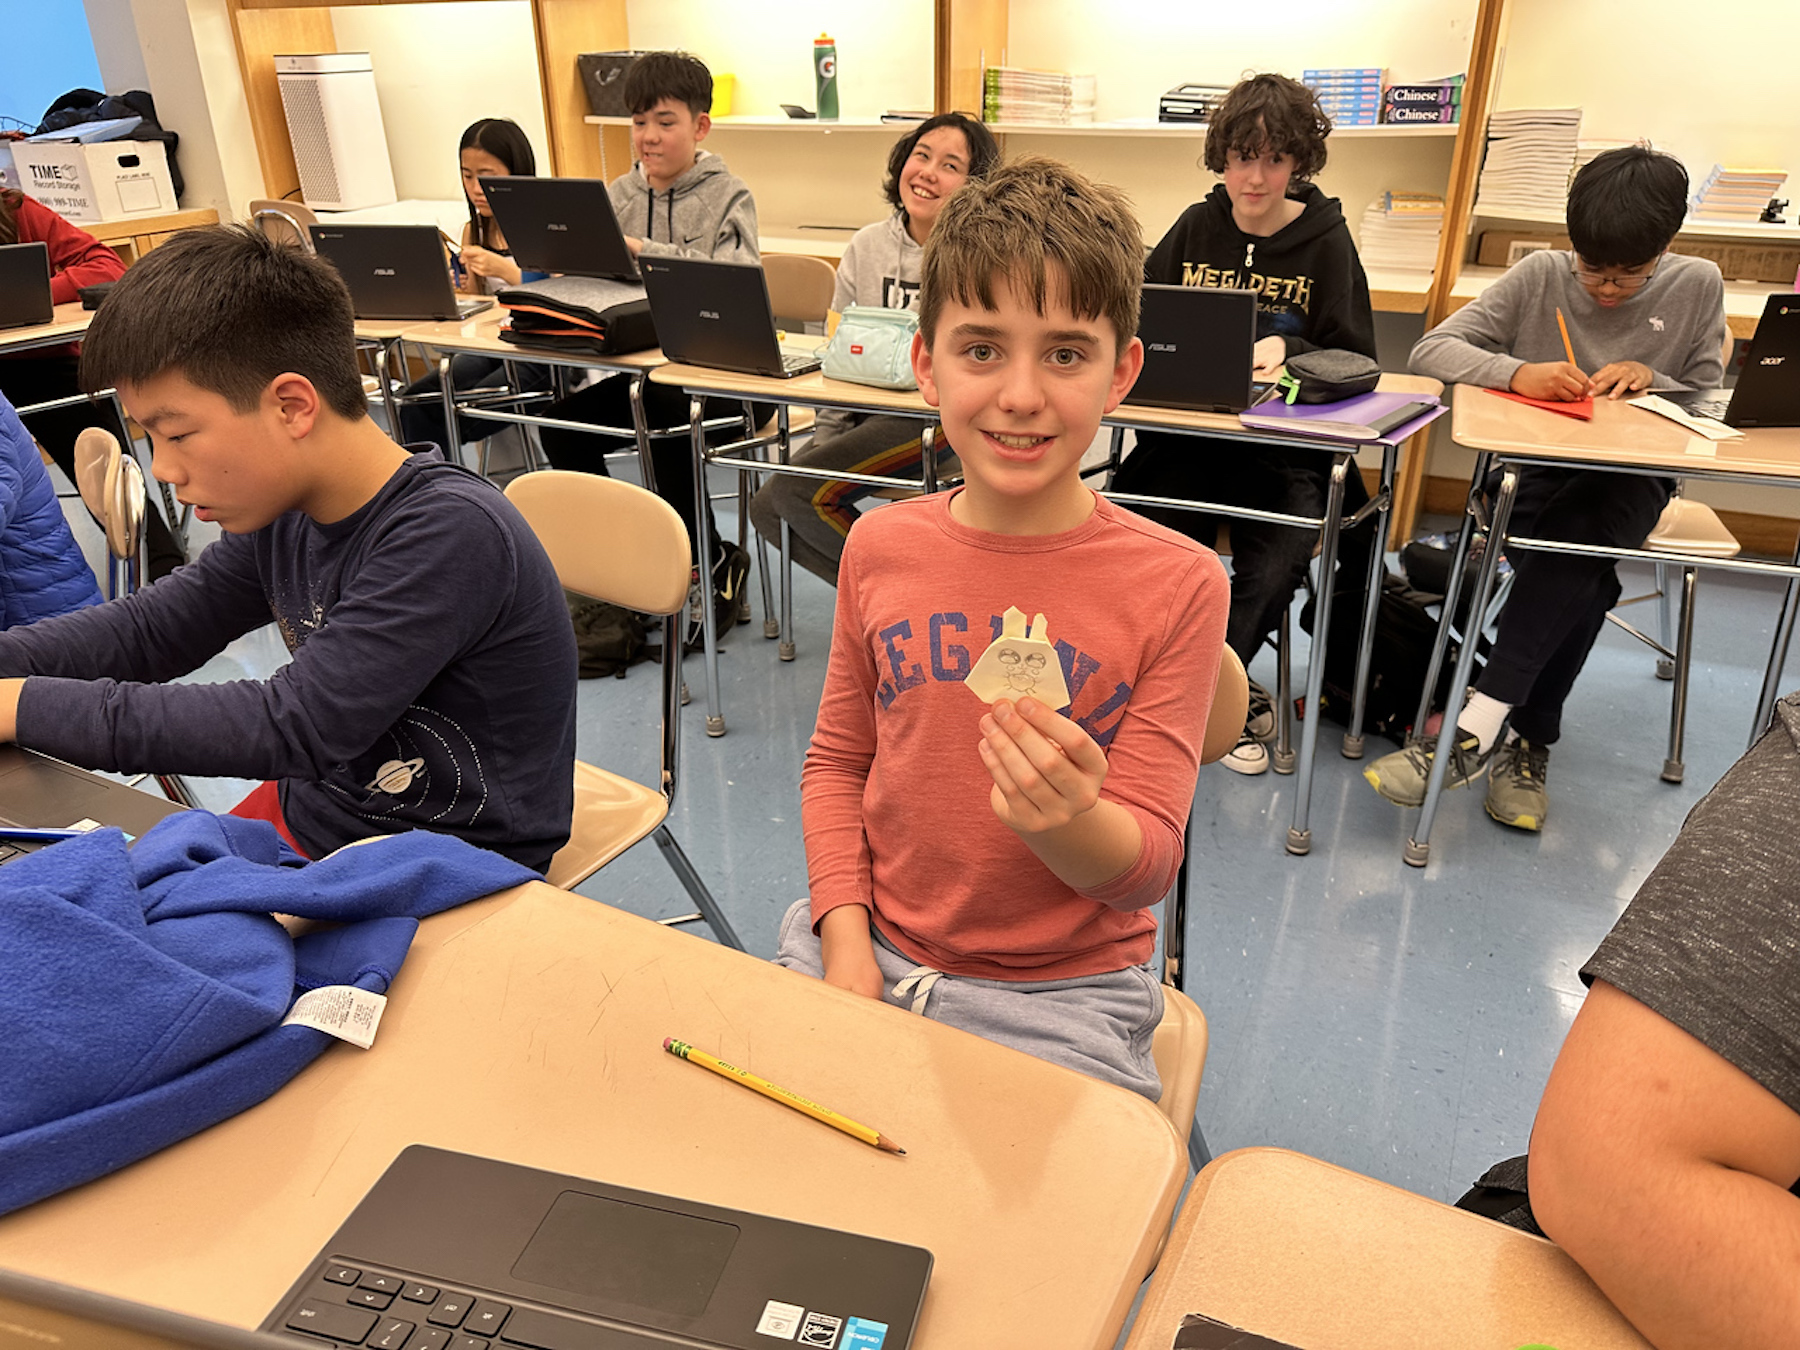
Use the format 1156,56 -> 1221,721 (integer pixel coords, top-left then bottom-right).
6,194 -> 126,359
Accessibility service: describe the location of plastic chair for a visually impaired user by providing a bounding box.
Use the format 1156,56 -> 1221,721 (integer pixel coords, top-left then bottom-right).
247,199 -> 318,252
1606,491 -> 1741,783
1156,644 -> 1248,1172
503,470 -> 742,949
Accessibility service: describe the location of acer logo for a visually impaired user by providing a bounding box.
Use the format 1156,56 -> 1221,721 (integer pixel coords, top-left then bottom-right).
1148,342 -> 1177,352
373,268 -> 396,276
547,223 -> 569,232
1761,356 -> 1786,366
699,310 -> 721,320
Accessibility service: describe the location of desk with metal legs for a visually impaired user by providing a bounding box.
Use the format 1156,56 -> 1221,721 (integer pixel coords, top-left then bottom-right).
1404,386 -> 1800,867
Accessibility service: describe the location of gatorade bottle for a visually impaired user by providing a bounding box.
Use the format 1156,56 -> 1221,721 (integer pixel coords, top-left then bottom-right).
814,34 -> 839,121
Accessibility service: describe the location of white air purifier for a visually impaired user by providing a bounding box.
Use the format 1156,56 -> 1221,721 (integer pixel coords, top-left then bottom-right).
275,52 -> 398,211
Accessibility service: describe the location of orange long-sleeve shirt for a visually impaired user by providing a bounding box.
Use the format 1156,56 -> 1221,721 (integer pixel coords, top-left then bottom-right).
802,490 -> 1229,981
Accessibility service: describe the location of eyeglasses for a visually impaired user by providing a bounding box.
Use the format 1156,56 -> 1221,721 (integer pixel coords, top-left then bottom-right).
1571,263 -> 1658,290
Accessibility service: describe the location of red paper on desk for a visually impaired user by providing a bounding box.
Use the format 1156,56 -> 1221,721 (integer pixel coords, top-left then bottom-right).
1488,388 -> 1594,420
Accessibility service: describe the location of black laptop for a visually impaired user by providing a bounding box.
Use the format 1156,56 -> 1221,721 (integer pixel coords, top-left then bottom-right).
479,176 -> 638,281
0,744 -> 181,864
0,241 -> 55,329
0,1267 -> 297,1349
1677,292 -> 1800,428
1127,284 -> 1261,413
308,225 -> 491,322
262,1146 -> 932,1350
640,256 -> 823,378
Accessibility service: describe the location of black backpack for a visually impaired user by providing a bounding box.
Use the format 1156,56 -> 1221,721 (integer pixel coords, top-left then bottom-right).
1298,568 -> 1489,744
36,89 -> 183,200
566,590 -> 656,679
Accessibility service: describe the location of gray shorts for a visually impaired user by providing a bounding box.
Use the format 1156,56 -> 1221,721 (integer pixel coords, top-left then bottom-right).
774,899 -> 1165,1101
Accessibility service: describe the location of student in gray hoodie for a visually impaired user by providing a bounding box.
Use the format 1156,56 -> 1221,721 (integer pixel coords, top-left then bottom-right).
537,52 -> 762,642
749,112 -> 998,585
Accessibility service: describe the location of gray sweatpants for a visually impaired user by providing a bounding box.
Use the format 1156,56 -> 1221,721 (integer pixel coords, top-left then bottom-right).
775,899 -> 1165,1101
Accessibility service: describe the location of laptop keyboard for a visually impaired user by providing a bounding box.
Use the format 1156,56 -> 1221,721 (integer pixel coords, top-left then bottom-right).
1685,394 -> 1732,422
277,1261 -> 673,1348
780,352 -> 820,375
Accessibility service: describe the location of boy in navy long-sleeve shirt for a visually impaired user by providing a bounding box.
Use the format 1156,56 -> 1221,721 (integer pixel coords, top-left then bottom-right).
0,226 -> 578,871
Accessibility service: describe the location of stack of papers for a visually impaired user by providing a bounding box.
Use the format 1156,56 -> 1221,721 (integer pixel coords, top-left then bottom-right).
1691,165 -> 1786,221
982,67 -> 1097,125
1473,109 -> 1582,215
1358,192 -> 1444,270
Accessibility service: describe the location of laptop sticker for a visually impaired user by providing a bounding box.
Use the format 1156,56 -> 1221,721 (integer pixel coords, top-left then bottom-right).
841,1317 -> 888,1349
756,1300 -> 804,1339
798,1310 -> 842,1346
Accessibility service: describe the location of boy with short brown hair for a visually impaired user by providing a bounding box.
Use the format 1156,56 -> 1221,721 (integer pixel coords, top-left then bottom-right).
776,157 -> 1230,1099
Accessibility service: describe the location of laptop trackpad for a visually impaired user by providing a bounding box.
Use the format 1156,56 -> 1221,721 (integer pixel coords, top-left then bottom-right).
513,1191 -> 739,1318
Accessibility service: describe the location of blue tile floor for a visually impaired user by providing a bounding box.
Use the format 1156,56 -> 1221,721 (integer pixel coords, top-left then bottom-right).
133,466 -> 1798,1210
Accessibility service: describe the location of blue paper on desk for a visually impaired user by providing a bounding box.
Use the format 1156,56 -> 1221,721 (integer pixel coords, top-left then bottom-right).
1239,390 -> 1446,444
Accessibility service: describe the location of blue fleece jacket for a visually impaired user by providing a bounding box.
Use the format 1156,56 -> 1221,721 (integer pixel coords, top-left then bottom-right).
0,391 -> 101,627
0,810 -> 533,1216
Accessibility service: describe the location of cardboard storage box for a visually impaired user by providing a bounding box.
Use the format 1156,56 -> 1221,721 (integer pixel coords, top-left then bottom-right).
1477,227 -> 1800,283
9,139 -> 177,223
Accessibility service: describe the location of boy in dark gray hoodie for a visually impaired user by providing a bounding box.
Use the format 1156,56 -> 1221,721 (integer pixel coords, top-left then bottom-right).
537,51 -> 761,641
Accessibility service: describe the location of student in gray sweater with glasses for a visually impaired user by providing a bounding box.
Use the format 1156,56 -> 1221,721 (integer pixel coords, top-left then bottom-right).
1365,146 -> 1728,833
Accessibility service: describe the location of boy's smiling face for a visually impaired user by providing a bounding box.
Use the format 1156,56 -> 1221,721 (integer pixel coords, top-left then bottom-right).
914,265 -> 1142,535
631,97 -> 710,191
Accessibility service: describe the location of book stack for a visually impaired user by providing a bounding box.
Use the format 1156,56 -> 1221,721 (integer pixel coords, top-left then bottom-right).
981,66 -> 1097,126
1382,75 -> 1463,125
1358,192 -> 1445,271
1690,165 -> 1787,222
1304,68 -> 1384,127
1473,108 -> 1582,215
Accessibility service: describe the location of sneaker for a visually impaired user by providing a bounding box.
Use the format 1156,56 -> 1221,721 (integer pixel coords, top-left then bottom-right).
1245,680 -> 1276,742
1362,730 -> 1489,808
1485,737 -> 1549,831
686,545 -> 753,651
1221,726 -> 1270,775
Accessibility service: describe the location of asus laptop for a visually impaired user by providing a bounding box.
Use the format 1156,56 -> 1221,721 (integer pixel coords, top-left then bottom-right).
479,176 -> 639,281
1127,284 -> 1262,413
640,256 -> 824,378
0,1267 -> 297,1349
260,1146 -> 932,1350
308,225 -> 490,322
1675,292 -> 1800,428
0,242 -> 55,330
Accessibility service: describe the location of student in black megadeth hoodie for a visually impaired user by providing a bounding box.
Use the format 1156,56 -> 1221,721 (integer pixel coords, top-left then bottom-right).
1111,73 -> 1377,775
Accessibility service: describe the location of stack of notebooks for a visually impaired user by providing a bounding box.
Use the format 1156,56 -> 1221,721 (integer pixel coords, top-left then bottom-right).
1357,192 -> 1445,271
981,66 -> 1097,125
1304,68 -> 1383,126
1381,75 -> 1463,125
1472,108 -> 1582,215
1690,165 -> 1786,222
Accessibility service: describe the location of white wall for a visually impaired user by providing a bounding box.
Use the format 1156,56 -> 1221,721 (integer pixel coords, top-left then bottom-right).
626,0 -> 935,120
329,2 -> 549,204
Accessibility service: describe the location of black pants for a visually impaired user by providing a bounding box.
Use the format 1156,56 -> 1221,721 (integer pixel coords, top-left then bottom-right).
536,374 -> 772,565
1476,464 -> 1672,745
0,355 -> 184,580
1110,430 -> 1377,667
398,354 -> 551,450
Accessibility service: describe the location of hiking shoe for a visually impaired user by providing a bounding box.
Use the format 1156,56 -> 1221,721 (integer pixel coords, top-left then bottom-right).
1363,730 -> 1489,808
1221,726 -> 1270,775
1485,737 -> 1549,831
1245,680 -> 1276,742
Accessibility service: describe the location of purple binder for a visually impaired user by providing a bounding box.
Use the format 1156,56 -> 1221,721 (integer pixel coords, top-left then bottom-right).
1238,390 -> 1446,443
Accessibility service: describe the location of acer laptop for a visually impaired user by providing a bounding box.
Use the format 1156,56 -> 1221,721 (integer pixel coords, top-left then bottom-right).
0,744 -> 181,865
0,242 -> 55,330
308,225 -> 490,322
261,1146 -> 931,1350
0,1267 -> 297,1349
479,176 -> 638,281
1675,292 -> 1800,428
1127,284 -> 1263,413
641,256 -> 823,378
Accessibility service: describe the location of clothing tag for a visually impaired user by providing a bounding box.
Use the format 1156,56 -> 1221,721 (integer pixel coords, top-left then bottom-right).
281,985 -> 387,1049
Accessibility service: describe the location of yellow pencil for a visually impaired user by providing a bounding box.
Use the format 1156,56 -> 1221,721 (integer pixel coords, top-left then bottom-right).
663,1037 -> 905,1154
1555,307 -> 1577,366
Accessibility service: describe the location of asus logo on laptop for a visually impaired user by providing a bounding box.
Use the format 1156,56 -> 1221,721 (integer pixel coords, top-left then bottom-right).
1148,342 -> 1178,353
700,310 -> 721,320
547,223 -> 569,232
374,268 -> 396,276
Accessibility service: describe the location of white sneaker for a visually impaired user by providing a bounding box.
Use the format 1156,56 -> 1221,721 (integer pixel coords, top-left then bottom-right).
1222,728 -> 1270,775
1245,680 -> 1275,742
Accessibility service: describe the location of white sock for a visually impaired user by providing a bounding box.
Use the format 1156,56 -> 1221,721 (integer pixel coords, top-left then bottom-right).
1455,691 -> 1512,754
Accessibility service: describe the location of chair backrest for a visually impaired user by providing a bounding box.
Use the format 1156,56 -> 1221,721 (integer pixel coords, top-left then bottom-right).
1647,494 -> 1741,559
248,199 -> 320,252
1151,983 -> 1209,1137
504,470 -> 691,615
1200,645 -> 1250,765
763,253 -> 837,327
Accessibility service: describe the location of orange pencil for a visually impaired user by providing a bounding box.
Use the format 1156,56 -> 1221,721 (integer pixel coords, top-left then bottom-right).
1555,307 -> 1577,366
663,1037 -> 906,1154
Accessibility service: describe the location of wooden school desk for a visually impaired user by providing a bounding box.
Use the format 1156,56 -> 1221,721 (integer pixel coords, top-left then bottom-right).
0,882 -> 1186,1350
1124,1148 -> 1651,1350
1404,386 -> 1800,866
0,302 -> 94,357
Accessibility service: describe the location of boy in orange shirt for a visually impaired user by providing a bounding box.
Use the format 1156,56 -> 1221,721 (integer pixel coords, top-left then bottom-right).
776,158 -> 1230,1099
